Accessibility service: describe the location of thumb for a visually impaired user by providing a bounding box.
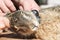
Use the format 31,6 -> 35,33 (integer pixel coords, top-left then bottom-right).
0,19 -> 5,30
3,17 -> 10,28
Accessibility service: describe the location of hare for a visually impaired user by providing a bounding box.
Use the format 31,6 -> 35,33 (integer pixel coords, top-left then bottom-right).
1,5 -> 60,39
4,10 -> 40,38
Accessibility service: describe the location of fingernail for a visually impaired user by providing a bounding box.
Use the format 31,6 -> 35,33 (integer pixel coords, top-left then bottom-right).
11,6 -> 16,12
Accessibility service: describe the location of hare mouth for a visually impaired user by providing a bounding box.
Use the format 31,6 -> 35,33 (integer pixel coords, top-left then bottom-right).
31,26 -> 38,31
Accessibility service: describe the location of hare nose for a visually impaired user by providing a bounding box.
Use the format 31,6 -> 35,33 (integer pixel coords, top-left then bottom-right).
32,10 -> 39,16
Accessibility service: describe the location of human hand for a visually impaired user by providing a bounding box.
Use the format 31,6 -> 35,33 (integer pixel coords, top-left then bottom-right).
0,0 -> 40,30
0,0 -> 16,30
12,0 -> 40,11
0,16 -> 10,30
0,0 -> 16,13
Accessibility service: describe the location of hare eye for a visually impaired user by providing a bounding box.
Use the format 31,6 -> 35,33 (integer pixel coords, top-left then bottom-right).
32,10 -> 39,16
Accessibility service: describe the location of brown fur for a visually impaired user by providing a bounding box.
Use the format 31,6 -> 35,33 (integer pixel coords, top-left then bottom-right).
35,6 -> 60,40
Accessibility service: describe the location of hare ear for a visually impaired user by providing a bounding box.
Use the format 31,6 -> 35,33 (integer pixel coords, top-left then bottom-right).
35,0 -> 48,5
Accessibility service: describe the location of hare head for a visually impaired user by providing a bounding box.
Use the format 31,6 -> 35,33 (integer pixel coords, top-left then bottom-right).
6,10 -> 40,36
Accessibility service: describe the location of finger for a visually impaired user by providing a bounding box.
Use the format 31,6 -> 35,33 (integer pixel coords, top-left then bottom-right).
0,17 -> 5,30
31,1 -> 40,12
3,0 -> 16,12
21,5 -> 31,11
3,17 -> 10,28
0,9 -> 3,13
0,22 -> 5,30
0,13 -> 6,16
31,6 -> 40,12
20,3 -> 31,11
19,0 -> 33,11
0,0 -> 10,13
0,9 -> 6,16
19,5 -> 23,11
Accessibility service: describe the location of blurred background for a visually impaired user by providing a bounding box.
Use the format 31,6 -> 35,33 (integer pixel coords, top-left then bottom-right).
35,0 -> 60,8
